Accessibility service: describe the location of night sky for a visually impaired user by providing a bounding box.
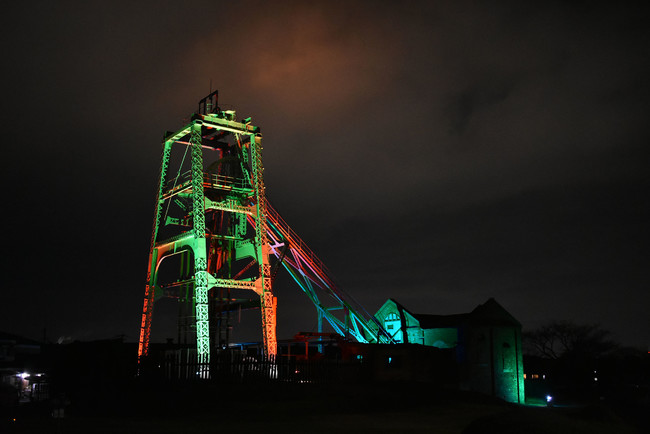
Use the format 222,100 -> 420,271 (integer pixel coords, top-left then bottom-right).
2,1 -> 648,349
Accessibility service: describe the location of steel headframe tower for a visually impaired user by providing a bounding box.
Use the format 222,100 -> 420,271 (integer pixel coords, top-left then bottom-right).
138,91 -> 276,372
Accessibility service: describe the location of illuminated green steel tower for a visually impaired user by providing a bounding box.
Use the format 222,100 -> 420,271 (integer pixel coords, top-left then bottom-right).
137,92 -> 276,371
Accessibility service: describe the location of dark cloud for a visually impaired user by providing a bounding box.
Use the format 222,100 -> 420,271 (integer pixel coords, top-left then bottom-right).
1,1 -> 648,348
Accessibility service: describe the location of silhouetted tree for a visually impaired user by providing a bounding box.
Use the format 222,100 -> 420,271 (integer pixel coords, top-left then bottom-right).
523,321 -> 621,402
523,321 -> 617,359
524,322 -> 650,409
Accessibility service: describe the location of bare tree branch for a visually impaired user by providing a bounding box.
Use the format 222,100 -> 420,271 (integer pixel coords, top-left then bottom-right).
523,321 -> 617,359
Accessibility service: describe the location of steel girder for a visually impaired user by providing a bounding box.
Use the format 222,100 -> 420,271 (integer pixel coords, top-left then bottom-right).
138,95 -> 392,377
138,101 -> 276,373
264,203 -> 394,345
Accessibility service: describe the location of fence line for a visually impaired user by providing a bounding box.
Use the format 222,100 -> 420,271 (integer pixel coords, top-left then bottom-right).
151,350 -> 362,384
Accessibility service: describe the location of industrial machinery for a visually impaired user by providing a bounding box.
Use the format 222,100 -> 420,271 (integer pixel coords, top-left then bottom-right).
137,92 -> 393,373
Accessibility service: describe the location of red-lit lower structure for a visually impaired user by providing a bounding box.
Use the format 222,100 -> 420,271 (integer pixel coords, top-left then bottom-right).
137,92 -> 392,374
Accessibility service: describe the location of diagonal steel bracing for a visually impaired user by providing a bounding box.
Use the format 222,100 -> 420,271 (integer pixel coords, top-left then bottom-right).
138,91 -> 276,374
138,92 -> 392,376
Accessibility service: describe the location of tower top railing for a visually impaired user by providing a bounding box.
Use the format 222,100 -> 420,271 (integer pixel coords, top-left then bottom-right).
163,170 -> 252,197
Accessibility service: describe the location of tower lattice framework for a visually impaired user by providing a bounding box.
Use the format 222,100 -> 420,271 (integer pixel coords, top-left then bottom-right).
138,92 -> 397,375
137,91 -> 276,369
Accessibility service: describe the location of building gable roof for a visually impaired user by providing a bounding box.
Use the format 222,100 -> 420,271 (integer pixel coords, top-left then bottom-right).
380,297 -> 521,329
469,297 -> 521,327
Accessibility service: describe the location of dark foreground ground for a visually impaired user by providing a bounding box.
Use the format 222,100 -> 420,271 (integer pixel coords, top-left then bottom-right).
2,381 -> 645,433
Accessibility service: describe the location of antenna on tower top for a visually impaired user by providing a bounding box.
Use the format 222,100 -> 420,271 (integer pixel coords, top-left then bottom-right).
198,89 -> 219,115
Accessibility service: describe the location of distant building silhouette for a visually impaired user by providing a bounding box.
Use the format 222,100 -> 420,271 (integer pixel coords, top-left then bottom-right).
0,331 -> 46,402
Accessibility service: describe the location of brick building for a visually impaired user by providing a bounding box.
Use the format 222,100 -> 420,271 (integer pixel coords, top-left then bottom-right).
375,298 -> 525,403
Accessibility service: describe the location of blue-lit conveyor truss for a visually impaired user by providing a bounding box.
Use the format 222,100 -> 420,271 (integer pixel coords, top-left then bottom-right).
257,201 -> 395,344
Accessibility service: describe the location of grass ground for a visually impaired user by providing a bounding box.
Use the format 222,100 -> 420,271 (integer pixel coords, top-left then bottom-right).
2,382 -> 643,433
